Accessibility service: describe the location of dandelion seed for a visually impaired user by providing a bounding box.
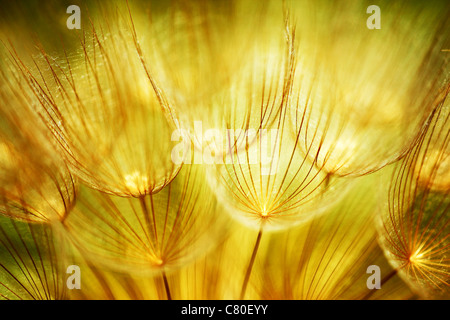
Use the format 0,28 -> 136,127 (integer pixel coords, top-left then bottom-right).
147,1 -> 291,157
0,55 -> 76,223
205,7 -> 351,299
62,163 -> 228,277
378,89 -> 450,299
13,8 -> 182,197
289,1 -> 449,176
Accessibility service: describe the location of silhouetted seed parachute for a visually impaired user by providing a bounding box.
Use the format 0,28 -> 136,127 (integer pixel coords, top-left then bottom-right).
289,1 -> 449,176
378,88 -> 450,299
16,8 -> 182,197
62,163 -> 227,280
206,9 -> 350,299
205,6 -> 350,229
146,1 -> 295,158
0,54 -> 76,223
256,175 -> 413,300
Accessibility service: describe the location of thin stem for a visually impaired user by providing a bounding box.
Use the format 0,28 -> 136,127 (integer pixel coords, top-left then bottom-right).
139,195 -> 158,249
361,268 -> 398,300
162,270 -> 172,300
240,226 -> 264,299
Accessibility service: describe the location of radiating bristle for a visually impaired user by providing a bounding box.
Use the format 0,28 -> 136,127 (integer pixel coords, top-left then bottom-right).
0,215 -> 68,300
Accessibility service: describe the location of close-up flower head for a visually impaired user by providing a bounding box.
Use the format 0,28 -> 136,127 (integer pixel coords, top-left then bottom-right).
0,0 -> 448,305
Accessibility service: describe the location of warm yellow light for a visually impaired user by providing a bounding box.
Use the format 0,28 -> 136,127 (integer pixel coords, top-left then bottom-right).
409,249 -> 425,265
124,171 -> 149,194
153,257 -> 164,266
261,205 -> 268,217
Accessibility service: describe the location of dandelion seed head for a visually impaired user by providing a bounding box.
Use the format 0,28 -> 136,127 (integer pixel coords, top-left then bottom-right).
379,96 -> 450,299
